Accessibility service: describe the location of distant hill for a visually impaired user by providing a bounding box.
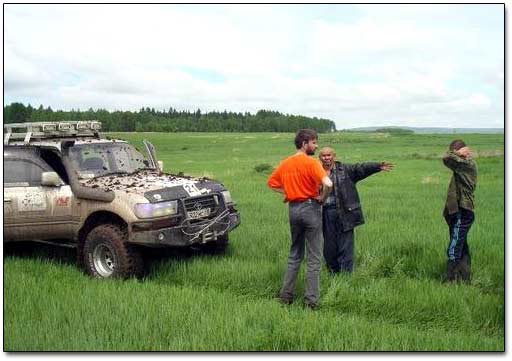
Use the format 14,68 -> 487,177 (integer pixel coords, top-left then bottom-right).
344,126 -> 504,134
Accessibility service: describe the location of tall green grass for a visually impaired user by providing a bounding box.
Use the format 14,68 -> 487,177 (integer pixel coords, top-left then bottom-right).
4,131 -> 504,351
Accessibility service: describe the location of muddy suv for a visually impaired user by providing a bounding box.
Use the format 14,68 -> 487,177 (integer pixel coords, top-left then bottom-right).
4,121 -> 240,278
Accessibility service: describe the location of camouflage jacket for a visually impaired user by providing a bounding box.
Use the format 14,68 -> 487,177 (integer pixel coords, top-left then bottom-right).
442,151 -> 477,215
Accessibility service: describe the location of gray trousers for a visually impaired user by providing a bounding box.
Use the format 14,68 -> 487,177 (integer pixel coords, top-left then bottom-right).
280,199 -> 323,305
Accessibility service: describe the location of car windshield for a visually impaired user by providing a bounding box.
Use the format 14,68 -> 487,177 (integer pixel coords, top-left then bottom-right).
68,142 -> 153,179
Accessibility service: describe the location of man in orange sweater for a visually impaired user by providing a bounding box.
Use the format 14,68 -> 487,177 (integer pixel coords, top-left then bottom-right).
267,129 -> 332,309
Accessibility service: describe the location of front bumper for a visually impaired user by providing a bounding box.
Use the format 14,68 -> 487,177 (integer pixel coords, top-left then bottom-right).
129,211 -> 240,247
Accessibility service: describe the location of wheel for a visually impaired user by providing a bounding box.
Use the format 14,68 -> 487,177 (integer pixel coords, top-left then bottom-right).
82,224 -> 143,278
201,234 -> 229,255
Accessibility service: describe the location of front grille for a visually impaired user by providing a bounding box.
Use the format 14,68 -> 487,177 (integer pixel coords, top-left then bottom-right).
183,195 -> 220,221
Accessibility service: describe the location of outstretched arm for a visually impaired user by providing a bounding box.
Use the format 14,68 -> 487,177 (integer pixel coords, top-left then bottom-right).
347,162 -> 383,182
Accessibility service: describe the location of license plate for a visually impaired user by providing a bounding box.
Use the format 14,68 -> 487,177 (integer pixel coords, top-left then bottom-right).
187,208 -> 211,219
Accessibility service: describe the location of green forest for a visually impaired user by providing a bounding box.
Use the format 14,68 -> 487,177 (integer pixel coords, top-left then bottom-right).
3,102 -> 336,133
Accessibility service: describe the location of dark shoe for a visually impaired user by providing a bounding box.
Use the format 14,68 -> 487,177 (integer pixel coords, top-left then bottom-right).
340,265 -> 353,273
456,256 -> 471,283
445,261 -> 457,282
304,302 -> 319,310
328,268 -> 340,276
445,260 -> 471,284
276,296 -> 293,305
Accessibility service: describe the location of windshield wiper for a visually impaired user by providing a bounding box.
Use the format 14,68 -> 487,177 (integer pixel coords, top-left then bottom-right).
93,171 -> 130,179
129,167 -> 156,174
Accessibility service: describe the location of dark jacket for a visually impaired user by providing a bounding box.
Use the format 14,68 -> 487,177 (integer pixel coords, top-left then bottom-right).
330,161 -> 381,231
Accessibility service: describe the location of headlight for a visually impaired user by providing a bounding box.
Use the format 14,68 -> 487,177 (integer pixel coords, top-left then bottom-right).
221,190 -> 233,204
134,200 -> 178,219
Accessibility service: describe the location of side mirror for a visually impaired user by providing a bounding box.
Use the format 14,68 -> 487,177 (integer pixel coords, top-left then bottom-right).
41,172 -> 62,187
158,160 -> 164,171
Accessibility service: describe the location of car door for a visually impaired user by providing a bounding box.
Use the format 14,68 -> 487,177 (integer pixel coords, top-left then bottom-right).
4,156 -> 51,241
3,159 -> 24,241
4,150 -> 75,242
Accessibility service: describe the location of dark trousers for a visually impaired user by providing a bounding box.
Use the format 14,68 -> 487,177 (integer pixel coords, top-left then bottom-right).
444,208 -> 474,264
280,199 -> 323,306
322,207 -> 354,273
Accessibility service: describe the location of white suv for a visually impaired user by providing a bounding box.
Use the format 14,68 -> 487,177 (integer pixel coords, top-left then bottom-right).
4,121 -> 240,278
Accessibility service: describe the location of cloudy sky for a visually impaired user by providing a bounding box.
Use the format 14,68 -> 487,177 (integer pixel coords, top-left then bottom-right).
4,4 -> 504,129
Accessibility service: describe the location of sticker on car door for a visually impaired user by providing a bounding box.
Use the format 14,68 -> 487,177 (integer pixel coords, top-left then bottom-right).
18,192 -> 47,212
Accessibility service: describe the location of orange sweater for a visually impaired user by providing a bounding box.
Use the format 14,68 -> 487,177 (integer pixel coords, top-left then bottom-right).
267,152 -> 327,202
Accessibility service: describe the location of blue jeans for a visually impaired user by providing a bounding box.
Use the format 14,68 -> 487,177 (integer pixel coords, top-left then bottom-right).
280,199 -> 323,305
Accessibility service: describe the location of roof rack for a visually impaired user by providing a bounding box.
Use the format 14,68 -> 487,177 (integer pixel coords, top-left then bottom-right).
4,121 -> 102,145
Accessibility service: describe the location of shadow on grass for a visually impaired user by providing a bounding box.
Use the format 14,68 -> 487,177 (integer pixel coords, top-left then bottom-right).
4,241 -> 76,266
141,246 -> 196,276
140,244 -> 232,280
4,241 -> 223,280
359,246 -> 503,296
360,243 -> 446,282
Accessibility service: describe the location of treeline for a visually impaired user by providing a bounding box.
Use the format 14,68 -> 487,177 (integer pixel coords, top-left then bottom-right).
3,103 -> 336,133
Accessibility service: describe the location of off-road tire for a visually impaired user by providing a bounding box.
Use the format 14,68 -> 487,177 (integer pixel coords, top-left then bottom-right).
82,224 -> 143,278
201,234 -> 229,255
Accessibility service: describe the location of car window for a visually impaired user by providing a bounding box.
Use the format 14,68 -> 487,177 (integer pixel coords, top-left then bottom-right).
69,143 -> 149,178
4,159 -> 50,187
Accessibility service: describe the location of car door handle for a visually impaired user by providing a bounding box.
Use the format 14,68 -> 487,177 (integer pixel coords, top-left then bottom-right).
4,198 -> 12,203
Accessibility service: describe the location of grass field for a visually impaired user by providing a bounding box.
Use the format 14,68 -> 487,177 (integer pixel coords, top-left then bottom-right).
4,131 -> 504,351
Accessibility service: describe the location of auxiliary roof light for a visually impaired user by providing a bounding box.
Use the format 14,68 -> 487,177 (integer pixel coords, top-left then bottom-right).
4,120 -> 103,144
90,121 -> 101,130
58,123 -> 72,131
76,121 -> 90,130
42,123 -> 57,132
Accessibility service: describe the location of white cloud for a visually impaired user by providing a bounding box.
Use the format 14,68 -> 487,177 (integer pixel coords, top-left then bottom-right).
4,46 -> 52,91
4,4 -> 504,129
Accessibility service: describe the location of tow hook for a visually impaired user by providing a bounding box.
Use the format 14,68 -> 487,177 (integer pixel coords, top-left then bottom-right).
201,230 -> 218,243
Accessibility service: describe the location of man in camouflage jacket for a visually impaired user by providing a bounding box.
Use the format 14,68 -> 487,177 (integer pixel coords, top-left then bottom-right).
442,139 -> 477,282
319,147 -> 393,273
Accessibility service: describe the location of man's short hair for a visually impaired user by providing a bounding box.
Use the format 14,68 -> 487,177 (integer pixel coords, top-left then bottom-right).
449,139 -> 466,151
319,146 -> 336,157
294,129 -> 318,149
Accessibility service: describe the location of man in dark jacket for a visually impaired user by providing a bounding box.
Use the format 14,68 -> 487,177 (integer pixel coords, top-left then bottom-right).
319,147 -> 393,273
442,139 -> 477,283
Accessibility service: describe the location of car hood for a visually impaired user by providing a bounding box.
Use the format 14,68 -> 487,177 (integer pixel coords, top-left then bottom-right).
79,170 -> 225,202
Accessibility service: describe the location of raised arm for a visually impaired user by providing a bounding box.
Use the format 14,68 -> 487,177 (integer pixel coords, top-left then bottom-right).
442,147 -> 474,172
